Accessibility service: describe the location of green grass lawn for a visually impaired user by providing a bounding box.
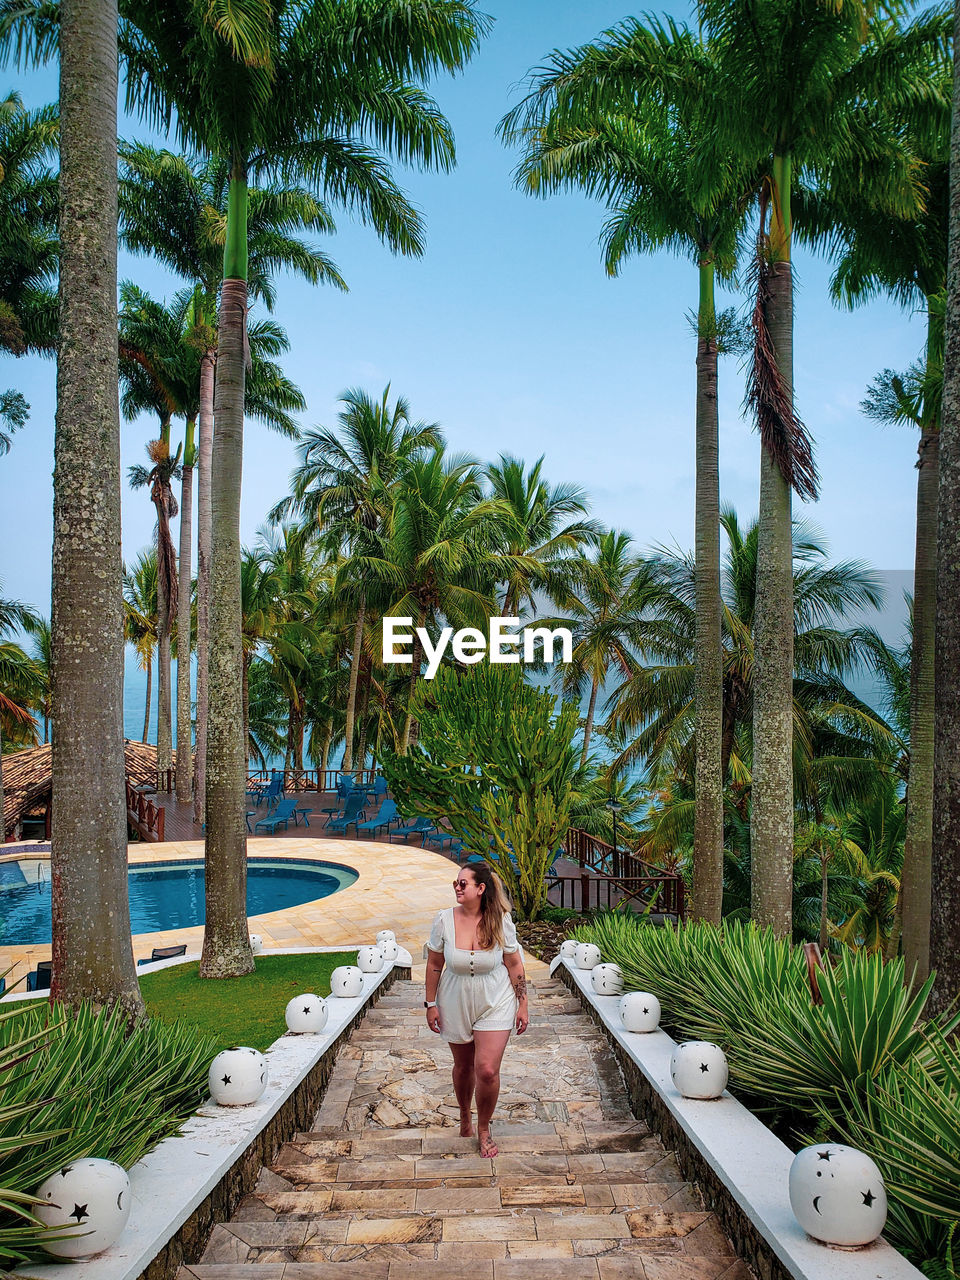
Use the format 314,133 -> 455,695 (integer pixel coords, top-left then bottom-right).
139,952 -> 355,1052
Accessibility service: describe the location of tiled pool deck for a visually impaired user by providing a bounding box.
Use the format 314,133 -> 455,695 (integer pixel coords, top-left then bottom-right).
0,838 -> 496,989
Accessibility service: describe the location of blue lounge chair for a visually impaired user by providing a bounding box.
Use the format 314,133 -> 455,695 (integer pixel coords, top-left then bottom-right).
356,797 -> 399,835
326,791 -> 367,835
390,816 -> 436,845
27,960 -> 52,991
425,830 -> 463,855
250,772 -> 283,808
365,775 -> 388,804
254,796 -> 305,834
137,944 -> 187,967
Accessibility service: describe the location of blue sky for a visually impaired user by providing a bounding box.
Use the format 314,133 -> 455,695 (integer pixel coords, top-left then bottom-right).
1,0 -> 923,635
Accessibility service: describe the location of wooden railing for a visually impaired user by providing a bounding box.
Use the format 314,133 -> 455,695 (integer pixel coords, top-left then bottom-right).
246,767 -> 380,793
561,827 -> 685,919
126,782 -> 165,842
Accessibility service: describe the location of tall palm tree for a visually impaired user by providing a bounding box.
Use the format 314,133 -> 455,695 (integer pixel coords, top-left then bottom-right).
502,22 -> 753,923
52,0 -> 143,1013
28,615 -> 51,741
118,142 -> 347,812
484,454 -> 598,617
275,385 -> 443,770
932,0 -> 960,1016
552,530 -> 647,767
699,0 -> 950,936
802,141 -> 949,977
123,549 -> 159,743
115,0 -> 489,979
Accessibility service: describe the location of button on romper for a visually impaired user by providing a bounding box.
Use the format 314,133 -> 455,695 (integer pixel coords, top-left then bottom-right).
427,907 -> 519,1044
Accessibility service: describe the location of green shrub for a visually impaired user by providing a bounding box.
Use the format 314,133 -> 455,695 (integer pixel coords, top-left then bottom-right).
0,1000 -> 215,1265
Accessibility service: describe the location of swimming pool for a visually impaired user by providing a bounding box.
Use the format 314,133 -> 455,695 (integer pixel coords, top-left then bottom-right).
0,857 -> 358,944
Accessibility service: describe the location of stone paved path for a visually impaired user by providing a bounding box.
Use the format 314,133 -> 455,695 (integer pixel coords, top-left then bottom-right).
180,976 -> 753,1280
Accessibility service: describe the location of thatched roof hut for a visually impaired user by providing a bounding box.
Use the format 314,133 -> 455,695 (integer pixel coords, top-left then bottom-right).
2,740 -> 174,841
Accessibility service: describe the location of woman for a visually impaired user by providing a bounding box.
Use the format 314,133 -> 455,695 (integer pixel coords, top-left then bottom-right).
425,861 -> 528,1158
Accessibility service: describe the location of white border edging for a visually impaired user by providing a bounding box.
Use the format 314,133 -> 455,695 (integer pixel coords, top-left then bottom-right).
556,957 -> 924,1280
17,948 -> 402,1280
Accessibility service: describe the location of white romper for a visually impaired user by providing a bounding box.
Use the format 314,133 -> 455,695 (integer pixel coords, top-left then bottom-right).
427,907 -> 519,1044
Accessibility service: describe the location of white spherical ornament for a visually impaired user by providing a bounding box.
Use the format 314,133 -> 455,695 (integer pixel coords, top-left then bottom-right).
379,936 -> 400,962
619,992 -> 661,1033
330,965 -> 364,997
36,1159 -> 131,1258
394,946 -> 413,966
284,992 -> 329,1034
356,945 -> 384,973
249,934 -> 263,954
574,942 -> 601,970
208,1046 -> 268,1106
559,939 -> 579,960
591,963 -> 624,996
670,1041 -> 729,1099
789,1144 -> 887,1246
376,929 -> 396,946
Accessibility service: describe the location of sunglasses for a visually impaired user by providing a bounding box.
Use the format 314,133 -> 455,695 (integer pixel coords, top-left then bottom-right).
452,879 -> 472,890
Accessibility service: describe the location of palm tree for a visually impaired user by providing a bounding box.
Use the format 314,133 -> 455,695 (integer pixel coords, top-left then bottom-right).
118,142 -> 347,812
607,511 -> 889,796
52,0 -> 143,1013
123,549 -> 159,743
932,11 -> 960,1014
0,89 -> 58,357
501,23 -> 753,923
28,615 -> 51,741
275,385 -> 443,770
484,454 -> 598,618
699,0 -> 950,937
803,137 -> 948,977
112,0 -> 489,979
551,530 -> 647,767
358,448 -> 506,751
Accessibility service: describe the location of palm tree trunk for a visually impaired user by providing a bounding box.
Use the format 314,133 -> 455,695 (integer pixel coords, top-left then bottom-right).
193,348 -> 215,826
242,652 -> 250,770
175,425 -> 195,803
401,627 -> 423,754
142,654 -> 152,743
931,54 -> 960,1014
0,725 -> 5,841
751,155 -> 795,939
692,255 -> 724,925
320,718 -> 332,777
201,161 -> 253,980
157,572 -> 172,785
819,851 -> 829,954
356,662 -> 371,770
342,595 -> 365,771
51,0 -> 143,1014
580,675 -> 599,767
901,307 -> 942,979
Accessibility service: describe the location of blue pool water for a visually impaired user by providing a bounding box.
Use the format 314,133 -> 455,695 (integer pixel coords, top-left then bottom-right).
0,858 -> 357,944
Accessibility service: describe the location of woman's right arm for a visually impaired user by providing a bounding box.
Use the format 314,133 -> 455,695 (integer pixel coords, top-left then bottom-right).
425,948 -> 445,1032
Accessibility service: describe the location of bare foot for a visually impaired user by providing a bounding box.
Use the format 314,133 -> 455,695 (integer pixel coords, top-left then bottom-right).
478,1132 -> 498,1158
459,1112 -> 475,1137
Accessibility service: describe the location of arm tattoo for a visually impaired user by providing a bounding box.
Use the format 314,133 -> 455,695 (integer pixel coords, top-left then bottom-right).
513,974 -> 527,1002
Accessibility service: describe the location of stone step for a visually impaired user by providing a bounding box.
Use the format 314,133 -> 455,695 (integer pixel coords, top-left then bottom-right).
250,1180 -> 701,1216
183,1260 -> 746,1280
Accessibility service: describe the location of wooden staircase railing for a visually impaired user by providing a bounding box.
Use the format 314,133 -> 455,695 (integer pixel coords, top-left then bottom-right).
560,827 -> 685,919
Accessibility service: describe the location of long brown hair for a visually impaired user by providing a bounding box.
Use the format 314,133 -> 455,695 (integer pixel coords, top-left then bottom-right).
460,860 -> 511,950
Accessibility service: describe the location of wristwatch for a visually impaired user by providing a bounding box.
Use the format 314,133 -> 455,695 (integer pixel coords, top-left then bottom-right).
424,1000 -> 437,1008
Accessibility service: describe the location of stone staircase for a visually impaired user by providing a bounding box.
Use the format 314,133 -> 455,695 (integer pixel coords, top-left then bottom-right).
179,977 -> 751,1280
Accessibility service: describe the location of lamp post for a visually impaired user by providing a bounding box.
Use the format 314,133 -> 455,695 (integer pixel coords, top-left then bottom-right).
605,797 -> 623,879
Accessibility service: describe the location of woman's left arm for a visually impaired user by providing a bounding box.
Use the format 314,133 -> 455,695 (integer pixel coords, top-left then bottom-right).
504,950 -> 528,1034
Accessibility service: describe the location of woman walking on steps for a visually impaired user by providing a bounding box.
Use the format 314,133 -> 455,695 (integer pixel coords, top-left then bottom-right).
425,861 -> 528,1158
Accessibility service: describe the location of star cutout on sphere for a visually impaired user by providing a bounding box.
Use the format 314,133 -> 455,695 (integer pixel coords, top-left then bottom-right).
643,1007 -> 649,1014
221,1074 -> 232,1085
817,1150 -> 832,1161
69,1204 -> 88,1223
303,1006 -> 311,1015
59,1165 -> 73,1178
862,1190 -> 876,1207
699,1063 -> 710,1073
